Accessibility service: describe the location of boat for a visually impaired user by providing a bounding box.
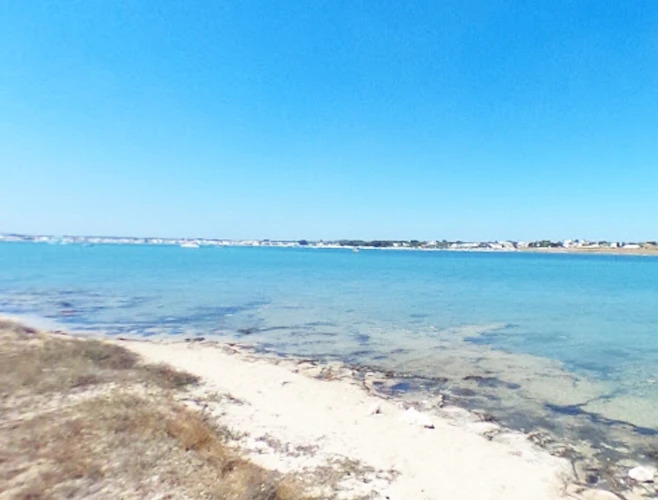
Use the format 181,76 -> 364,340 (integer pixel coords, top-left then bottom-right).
353,247 -> 359,253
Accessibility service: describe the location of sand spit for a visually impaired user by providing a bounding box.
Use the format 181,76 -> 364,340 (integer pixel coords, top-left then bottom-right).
117,336 -> 633,500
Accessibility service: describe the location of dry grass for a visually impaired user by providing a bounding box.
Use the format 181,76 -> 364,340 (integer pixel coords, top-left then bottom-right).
142,362 -> 201,389
0,320 -> 303,499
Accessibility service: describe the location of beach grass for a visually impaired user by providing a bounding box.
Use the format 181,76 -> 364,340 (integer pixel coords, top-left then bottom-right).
0,320 -> 302,499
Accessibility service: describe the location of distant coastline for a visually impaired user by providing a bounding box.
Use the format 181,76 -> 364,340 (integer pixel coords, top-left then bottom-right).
519,245 -> 658,257
1,233 -> 657,256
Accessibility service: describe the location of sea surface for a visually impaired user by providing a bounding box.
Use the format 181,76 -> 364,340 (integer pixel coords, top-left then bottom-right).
1,242 -> 657,464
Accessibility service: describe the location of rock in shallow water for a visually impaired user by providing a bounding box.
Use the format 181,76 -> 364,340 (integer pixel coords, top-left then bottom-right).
628,465 -> 656,483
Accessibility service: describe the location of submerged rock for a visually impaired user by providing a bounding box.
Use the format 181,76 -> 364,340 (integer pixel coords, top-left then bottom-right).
628,465 -> 656,483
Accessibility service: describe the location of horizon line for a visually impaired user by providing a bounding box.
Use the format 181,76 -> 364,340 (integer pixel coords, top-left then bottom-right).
1,232 -> 655,245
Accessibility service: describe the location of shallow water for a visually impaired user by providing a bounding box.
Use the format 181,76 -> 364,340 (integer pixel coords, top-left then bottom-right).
1,242 -> 657,464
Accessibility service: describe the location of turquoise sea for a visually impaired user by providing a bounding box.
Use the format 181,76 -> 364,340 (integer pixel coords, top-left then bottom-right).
1,242 -> 657,463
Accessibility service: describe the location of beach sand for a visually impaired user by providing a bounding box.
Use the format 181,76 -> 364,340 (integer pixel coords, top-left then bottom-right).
4,315 -> 652,499
117,337 -> 581,499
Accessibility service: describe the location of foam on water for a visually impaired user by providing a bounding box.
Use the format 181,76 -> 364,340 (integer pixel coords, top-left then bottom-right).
1,242 -> 657,464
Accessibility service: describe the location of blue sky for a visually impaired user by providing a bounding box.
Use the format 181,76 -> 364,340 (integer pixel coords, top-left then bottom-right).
1,1 -> 657,241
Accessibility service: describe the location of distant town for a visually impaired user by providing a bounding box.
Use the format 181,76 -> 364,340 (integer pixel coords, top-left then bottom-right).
1,233 -> 656,253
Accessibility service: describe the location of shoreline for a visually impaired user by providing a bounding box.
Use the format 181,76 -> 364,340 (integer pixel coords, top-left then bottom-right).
3,239 -> 658,257
5,313 -> 658,454
6,314 -> 656,499
117,334 -> 577,499
517,246 -> 658,257
116,336 -> 658,499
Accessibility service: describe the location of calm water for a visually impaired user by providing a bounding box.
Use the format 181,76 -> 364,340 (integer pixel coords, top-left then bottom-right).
1,242 -> 657,458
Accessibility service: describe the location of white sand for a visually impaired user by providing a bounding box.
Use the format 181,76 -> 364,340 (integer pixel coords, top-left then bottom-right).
120,339 -> 579,500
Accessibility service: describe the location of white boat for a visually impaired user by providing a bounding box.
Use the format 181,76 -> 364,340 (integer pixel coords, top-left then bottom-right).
180,242 -> 200,249
353,247 -> 359,253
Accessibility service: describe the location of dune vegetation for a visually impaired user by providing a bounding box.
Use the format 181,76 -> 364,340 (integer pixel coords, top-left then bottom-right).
0,320 -> 301,499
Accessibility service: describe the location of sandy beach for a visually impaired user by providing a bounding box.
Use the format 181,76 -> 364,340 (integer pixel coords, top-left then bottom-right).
3,317 -> 657,499
114,337 -> 601,499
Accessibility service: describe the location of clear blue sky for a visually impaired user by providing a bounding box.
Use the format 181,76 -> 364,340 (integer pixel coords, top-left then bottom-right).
1,1 -> 657,241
